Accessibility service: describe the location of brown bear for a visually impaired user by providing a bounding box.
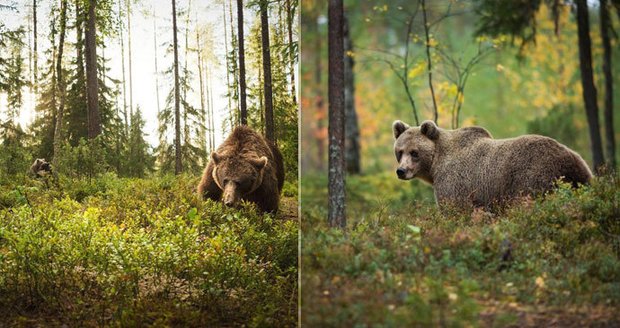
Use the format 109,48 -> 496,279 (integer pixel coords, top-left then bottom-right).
392,120 -> 592,210
30,158 -> 52,177
197,125 -> 284,213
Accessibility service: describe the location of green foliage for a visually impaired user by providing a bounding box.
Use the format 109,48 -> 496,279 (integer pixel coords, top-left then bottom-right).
302,174 -> 620,326
0,174 -> 297,326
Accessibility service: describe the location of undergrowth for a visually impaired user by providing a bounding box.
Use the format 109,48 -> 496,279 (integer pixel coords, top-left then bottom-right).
0,173 -> 298,327
301,173 -> 620,327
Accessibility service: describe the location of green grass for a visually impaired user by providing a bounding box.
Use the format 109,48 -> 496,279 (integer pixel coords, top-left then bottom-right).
301,174 -> 620,327
0,173 -> 298,326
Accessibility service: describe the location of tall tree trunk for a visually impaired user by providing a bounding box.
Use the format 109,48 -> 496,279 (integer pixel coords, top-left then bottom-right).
183,0 -> 192,151
343,16 -> 360,174
153,7 -> 160,123
197,28 -> 207,156
328,0 -> 345,228
260,0 -> 274,142
53,0 -> 68,163
286,0 -> 296,102
600,0 -> 616,170
172,0 -> 182,174
236,0 -> 248,125
222,0 -> 233,130
575,0 -> 604,172
85,0 -> 101,138
119,0 -> 128,134
126,0 -> 134,121
33,0 -> 38,94
229,0 -> 239,128
314,11 -> 324,171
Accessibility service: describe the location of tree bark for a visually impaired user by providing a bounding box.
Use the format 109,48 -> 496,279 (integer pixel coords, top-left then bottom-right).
33,0 -> 38,94
260,0 -> 275,142
222,0 -> 233,132
85,0 -> 101,138
172,0 -> 182,174
197,29 -> 207,156
600,0 -> 616,169
575,0 -> 604,172
286,0 -> 296,103
343,16 -> 360,174
328,0 -> 346,228
236,0 -> 248,125
53,0 -> 67,163
119,0 -> 128,134
126,0 -> 134,121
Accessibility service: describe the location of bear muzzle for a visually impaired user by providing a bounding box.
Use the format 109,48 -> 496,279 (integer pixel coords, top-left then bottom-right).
222,184 -> 241,207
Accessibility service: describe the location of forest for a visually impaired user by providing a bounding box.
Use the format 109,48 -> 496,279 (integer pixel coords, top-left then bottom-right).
0,0 -> 298,325
301,0 -> 620,326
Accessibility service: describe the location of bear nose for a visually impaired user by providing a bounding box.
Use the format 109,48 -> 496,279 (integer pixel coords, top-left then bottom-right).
224,200 -> 234,207
396,168 -> 405,178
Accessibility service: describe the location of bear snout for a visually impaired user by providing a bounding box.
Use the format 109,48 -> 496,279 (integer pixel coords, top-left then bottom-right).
396,168 -> 406,179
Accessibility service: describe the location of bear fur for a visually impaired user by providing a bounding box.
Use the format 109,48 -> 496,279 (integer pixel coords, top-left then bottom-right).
392,120 -> 592,210
197,125 -> 284,213
30,158 -> 52,177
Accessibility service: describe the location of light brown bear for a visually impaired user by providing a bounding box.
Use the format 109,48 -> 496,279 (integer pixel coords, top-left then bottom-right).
198,125 -> 284,213
392,120 -> 592,210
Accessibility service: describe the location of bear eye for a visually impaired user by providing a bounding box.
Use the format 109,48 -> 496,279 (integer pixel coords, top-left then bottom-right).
396,151 -> 403,161
410,150 -> 419,158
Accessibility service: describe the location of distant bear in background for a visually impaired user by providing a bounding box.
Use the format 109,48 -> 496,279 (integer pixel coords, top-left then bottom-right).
392,120 -> 592,210
30,158 -> 52,177
197,126 -> 284,213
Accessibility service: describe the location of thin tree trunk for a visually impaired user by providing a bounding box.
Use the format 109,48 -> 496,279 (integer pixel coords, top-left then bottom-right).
197,28 -> 207,156
228,0 -> 239,128
260,0 -> 274,142
286,0 -> 296,102
53,0 -> 68,163
126,0 -> 133,121
183,0 -> 192,150
575,0 -> 604,172
208,63 -> 215,151
600,0 -> 616,169
328,0 -> 345,228
33,0 -> 38,94
222,0 -> 233,129
119,0 -> 128,134
344,16 -> 360,174
314,12 -> 324,171
172,0 -> 182,174
421,0 -> 438,123
237,0 -> 248,125
153,7 -> 160,122
85,0 -> 101,138
258,43 -> 264,135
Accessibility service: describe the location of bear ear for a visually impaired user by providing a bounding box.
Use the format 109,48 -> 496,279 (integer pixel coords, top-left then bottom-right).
420,120 -> 439,140
211,151 -> 221,164
252,156 -> 268,170
392,120 -> 410,139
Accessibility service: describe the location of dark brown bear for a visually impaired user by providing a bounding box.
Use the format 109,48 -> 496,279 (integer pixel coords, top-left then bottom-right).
392,120 -> 592,210
197,126 -> 284,213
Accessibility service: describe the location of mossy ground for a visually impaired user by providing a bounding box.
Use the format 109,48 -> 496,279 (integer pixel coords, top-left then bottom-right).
0,173 -> 298,327
301,173 -> 620,327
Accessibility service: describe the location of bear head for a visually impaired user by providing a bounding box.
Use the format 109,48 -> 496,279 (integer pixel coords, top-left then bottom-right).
210,151 -> 268,207
392,120 -> 439,183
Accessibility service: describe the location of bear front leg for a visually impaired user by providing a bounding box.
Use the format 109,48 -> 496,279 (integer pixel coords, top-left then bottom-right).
197,162 -> 223,201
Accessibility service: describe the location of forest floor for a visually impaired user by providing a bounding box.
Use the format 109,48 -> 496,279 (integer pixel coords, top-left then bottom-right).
0,174 -> 298,327
301,173 -> 620,327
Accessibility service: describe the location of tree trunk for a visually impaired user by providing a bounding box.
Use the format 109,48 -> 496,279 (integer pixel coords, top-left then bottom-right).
197,29 -> 207,156
119,0 -> 128,134
328,0 -> 346,228
286,0 -> 296,103
260,0 -> 275,143
85,0 -> 101,138
314,11 -> 324,171
236,0 -> 248,125
53,0 -> 68,163
343,16 -> 360,174
172,0 -> 182,174
126,0 -> 133,121
600,0 -> 616,170
575,0 -> 604,172
153,7 -> 160,123
222,0 -> 233,131
33,0 -> 38,94
228,0 -> 239,127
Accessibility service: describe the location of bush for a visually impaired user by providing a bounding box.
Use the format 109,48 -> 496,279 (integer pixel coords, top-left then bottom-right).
0,174 -> 298,326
